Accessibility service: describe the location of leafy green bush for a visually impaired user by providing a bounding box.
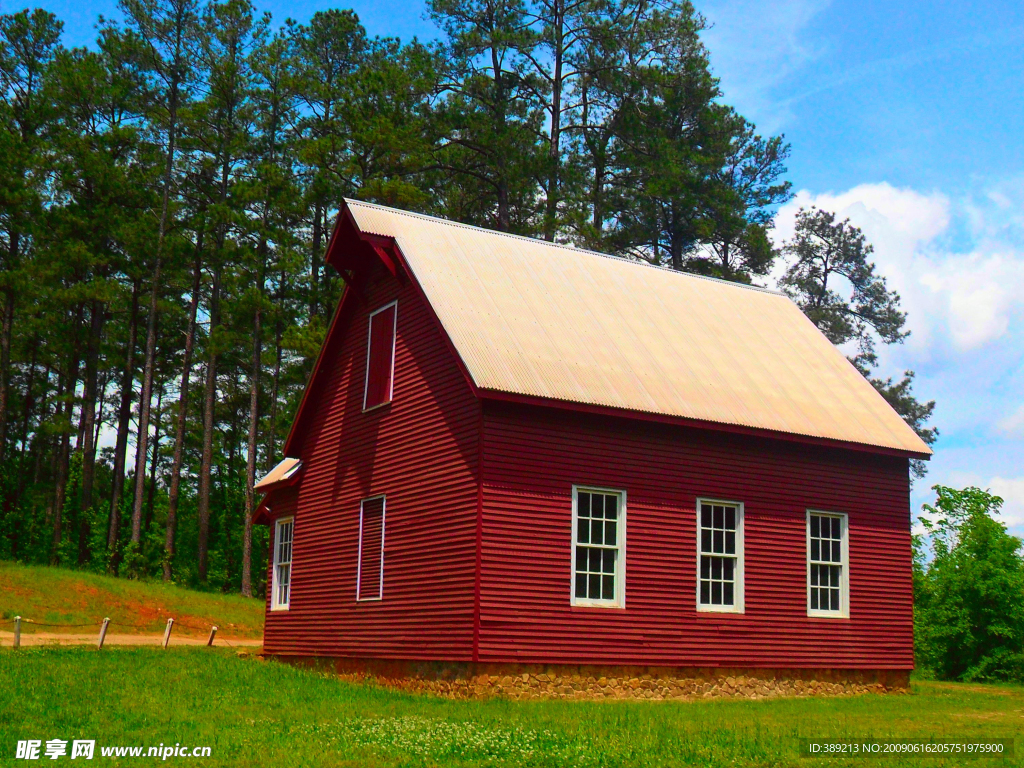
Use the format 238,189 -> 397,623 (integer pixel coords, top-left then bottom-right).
914,485 -> 1024,681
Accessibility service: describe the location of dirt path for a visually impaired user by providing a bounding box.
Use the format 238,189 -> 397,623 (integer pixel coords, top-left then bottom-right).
0,631 -> 262,648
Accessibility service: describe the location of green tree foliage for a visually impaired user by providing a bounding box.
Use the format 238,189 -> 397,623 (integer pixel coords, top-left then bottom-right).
914,486 -> 1024,682
780,208 -> 936,476
0,0 -> 928,596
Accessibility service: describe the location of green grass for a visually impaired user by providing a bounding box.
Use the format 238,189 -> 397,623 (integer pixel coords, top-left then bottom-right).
0,562 -> 264,638
1,646 -> 1020,767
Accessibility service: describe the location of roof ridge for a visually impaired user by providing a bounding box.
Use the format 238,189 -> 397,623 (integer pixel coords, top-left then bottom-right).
343,198 -> 785,297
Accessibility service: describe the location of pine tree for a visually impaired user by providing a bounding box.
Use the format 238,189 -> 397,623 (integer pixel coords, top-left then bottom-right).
781,207 -> 937,476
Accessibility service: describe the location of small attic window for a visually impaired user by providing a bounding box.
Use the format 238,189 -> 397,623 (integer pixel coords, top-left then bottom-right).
363,301 -> 397,410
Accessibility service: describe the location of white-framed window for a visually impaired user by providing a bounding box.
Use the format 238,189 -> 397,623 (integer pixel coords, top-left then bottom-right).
696,499 -> 744,613
363,301 -> 397,411
807,511 -> 849,618
571,486 -> 626,608
357,495 -> 386,601
271,517 -> 294,611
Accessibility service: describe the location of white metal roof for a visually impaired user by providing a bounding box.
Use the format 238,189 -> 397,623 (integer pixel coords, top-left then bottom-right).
255,458 -> 302,490
344,199 -> 932,456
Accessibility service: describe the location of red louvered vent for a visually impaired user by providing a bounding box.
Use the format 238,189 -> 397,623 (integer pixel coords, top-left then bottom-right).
357,496 -> 385,601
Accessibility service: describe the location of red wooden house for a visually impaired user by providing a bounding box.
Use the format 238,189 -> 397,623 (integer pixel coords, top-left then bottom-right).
255,200 -> 931,697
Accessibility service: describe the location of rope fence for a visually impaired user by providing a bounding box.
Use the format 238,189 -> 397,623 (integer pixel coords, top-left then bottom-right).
2,614 -> 260,651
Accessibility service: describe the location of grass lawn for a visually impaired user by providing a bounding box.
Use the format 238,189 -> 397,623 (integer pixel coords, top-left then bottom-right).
0,562 -> 264,638
1,647 -> 1020,767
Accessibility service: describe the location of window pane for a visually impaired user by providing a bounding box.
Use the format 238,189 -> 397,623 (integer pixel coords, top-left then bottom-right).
830,589 -> 840,611
810,589 -> 819,610
711,581 -> 722,604
713,505 -> 724,529
723,582 -> 734,605
575,548 -> 586,571
591,519 -> 604,545
602,575 -> 615,601
577,518 -> 589,544
713,529 -> 723,553
602,548 -> 615,574
811,540 -> 819,562
810,563 -> 819,587
700,581 -> 710,604
589,574 -> 600,598
723,557 -> 734,581
701,504 -> 711,528
605,520 -> 616,546
725,506 -> 735,530
605,495 -> 618,520
578,492 -> 591,518
701,530 -> 712,553
589,547 -> 603,573
725,531 -> 735,555
810,515 -> 820,538
700,556 -> 710,579
575,573 -> 587,598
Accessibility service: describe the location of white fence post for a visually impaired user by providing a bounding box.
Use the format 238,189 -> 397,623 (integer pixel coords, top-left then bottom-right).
207,626 -> 218,647
13,616 -> 20,649
162,618 -> 174,649
97,618 -> 110,649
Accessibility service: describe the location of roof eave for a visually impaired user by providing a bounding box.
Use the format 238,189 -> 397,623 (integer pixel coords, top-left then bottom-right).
476,388 -> 933,461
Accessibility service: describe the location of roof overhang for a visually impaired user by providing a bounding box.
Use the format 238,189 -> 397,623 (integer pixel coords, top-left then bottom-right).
253,458 -> 303,523
477,389 -> 933,461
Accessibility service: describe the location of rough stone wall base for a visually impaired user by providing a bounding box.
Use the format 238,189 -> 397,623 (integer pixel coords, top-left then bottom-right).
272,656 -> 910,701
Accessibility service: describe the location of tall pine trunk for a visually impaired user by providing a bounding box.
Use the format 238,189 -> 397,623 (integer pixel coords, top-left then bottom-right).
196,265 -> 222,581
265,315 -> 282,471
109,280 -> 141,567
51,315 -> 82,565
310,204 -> 322,318
144,382 -> 164,533
163,243 -> 203,580
76,299 -> 105,564
0,288 -> 14,459
241,263 -> 264,596
132,14 -> 186,548
543,0 -> 564,243
131,306 -> 160,545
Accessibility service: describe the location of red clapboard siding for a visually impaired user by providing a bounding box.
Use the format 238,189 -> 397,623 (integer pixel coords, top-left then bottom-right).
262,256 -> 479,659
478,400 -> 913,670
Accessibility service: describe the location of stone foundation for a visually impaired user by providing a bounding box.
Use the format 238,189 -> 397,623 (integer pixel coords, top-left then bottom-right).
272,656 -> 909,701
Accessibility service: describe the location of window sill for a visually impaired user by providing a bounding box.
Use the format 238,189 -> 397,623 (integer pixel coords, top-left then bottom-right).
697,605 -> 745,615
270,605 -> 289,612
570,601 -> 625,610
362,400 -> 393,414
807,610 -> 849,619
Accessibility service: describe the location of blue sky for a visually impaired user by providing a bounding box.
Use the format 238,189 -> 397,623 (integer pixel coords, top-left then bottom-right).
11,0 -> 1024,530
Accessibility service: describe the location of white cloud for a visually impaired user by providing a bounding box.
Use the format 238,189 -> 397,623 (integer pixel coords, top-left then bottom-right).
772,182 -> 1024,354
990,477 -> 1024,531
999,405 -> 1024,438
